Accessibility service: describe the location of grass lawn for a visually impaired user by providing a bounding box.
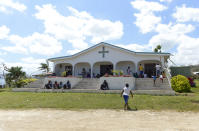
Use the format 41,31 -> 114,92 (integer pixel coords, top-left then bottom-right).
194,79 -> 199,88
0,88 -> 199,111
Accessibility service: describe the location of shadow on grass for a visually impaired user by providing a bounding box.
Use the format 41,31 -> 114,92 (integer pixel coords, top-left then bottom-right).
127,106 -> 138,111
191,100 -> 199,104
0,88 -> 11,92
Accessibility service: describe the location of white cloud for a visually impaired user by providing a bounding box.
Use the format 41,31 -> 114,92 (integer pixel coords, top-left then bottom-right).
117,43 -> 150,52
146,22 -> 199,66
131,0 -> 167,33
159,0 -> 172,3
171,35 -> 199,65
149,23 -> 195,51
21,57 -> 46,64
34,4 -> 123,50
2,46 -> 28,54
66,49 -> 81,55
0,0 -> 26,13
0,25 -> 10,39
2,33 -> 63,56
173,5 -> 199,22
1,57 -> 47,74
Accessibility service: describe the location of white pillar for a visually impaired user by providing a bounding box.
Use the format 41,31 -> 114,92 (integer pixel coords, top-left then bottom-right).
90,63 -> 93,78
113,62 -> 116,75
134,61 -> 138,73
72,64 -> 75,77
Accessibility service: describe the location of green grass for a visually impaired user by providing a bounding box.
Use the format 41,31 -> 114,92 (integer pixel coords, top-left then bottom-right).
194,79 -> 199,88
0,88 -> 199,111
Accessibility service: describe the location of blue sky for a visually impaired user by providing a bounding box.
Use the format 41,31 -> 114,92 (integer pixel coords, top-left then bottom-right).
0,0 -> 199,74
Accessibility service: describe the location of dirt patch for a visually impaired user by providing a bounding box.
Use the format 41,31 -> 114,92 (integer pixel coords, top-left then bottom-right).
0,109 -> 198,131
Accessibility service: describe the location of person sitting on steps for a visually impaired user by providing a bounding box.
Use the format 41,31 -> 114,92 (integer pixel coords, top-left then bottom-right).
53,81 -> 59,89
152,73 -> 157,86
160,72 -> 163,83
59,81 -> 63,89
64,80 -> 71,89
100,80 -> 109,90
45,80 -> 52,89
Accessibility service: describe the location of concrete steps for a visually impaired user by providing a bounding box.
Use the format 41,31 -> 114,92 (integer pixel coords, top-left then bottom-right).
135,78 -> 172,90
73,78 -> 100,89
24,79 -> 44,88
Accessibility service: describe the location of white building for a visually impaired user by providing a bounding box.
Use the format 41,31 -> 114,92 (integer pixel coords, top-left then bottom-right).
48,42 -> 170,78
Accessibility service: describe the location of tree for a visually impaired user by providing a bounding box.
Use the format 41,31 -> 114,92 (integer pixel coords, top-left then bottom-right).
39,63 -> 49,73
154,45 -> 162,53
154,45 -> 162,67
6,66 -> 26,87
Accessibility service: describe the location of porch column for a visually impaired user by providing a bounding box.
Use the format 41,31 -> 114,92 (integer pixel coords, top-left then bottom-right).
134,61 -> 138,73
53,63 -> 55,73
72,64 -> 75,77
113,62 -> 116,75
90,63 -> 93,78
161,56 -> 165,68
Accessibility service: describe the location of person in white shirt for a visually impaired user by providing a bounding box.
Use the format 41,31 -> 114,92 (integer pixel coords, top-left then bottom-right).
160,73 -> 163,83
120,83 -> 133,110
156,64 -> 161,77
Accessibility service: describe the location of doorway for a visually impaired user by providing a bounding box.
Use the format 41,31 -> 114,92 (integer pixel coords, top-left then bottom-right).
100,65 -> 113,76
144,63 -> 156,78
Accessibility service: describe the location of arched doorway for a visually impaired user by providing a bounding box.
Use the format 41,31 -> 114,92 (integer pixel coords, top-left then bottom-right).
138,60 -> 161,78
74,62 -> 91,78
116,61 -> 135,75
55,63 -> 73,76
93,61 -> 113,77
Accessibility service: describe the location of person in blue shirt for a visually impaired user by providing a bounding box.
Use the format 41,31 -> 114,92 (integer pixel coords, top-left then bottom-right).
152,74 -> 157,86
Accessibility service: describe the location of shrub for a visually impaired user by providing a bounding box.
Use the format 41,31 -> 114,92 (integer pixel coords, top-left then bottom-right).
61,71 -> 67,77
15,78 -> 37,88
119,70 -> 123,76
112,70 -> 119,76
171,75 -> 191,93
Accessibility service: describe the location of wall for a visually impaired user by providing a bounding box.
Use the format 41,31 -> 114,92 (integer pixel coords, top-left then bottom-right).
100,77 -> 135,90
170,66 -> 192,77
43,77 -> 82,89
52,44 -> 166,76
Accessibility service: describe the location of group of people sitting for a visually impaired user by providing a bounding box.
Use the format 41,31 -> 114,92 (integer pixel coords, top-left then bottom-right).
45,80 -> 71,89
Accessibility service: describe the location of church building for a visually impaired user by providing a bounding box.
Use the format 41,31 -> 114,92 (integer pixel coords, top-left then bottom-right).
48,42 -> 170,78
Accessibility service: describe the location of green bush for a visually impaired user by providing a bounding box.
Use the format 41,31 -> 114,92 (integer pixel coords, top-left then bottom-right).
112,70 -> 119,76
61,71 -> 67,77
15,78 -> 37,88
171,75 -> 191,93
119,70 -> 123,76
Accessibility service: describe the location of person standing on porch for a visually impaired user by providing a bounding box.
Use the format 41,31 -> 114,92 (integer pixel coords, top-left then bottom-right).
160,73 -> 163,83
126,66 -> 132,75
139,64 -> 144,78
121,83 -> 133,110
156,64 -> 161,77
82,68 -> 86,78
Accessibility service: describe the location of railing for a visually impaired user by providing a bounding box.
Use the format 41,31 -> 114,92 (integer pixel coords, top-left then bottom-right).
164,67 -> 172,88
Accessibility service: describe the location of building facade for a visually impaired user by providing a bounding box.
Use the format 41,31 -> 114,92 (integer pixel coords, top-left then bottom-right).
48,42 -> 170,78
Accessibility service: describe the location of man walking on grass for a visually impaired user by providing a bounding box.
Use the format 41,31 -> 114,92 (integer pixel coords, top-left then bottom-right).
121,83 -> 133,110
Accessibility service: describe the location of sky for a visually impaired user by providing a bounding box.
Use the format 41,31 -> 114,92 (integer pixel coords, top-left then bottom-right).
0,0 -> 199,74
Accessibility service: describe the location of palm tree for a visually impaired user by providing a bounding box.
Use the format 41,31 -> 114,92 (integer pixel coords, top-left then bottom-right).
39,63 -> 49,73
6,66 -> 26,87
154,45 -> 162,53
154,45 -> 162,67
